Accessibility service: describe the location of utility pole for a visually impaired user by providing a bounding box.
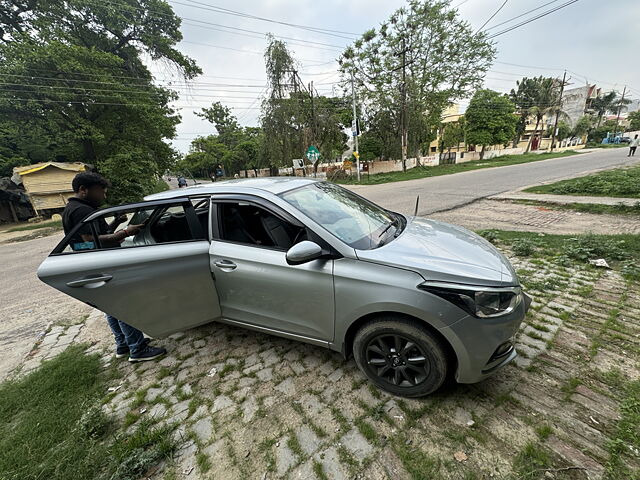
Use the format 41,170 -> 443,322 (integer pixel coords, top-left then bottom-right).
400,36 -> 408,172
309,81 -> 317,146
350,71 -> 360,182
614,85 -> 627,138
550,70 -> 567,152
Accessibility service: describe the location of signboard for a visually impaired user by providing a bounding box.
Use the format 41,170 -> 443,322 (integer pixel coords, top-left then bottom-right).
353,151 -> 360,160
343,160 -> 353,170
292,158 -> 304,169
306,146 -> 321,163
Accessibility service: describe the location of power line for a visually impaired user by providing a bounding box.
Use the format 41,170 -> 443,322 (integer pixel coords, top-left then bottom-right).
89,0 -> 347,52
484,0 -> 562,31
487,0 -> 580,39
173,0 -> 358,39
476,0 -> 510,33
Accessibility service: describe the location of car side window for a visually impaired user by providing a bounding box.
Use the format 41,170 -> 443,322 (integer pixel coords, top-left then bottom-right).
215,202 -> 305,250
56,201 -> 205,254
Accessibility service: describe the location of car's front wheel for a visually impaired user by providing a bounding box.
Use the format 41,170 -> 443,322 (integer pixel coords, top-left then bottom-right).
353,316 -> 449,398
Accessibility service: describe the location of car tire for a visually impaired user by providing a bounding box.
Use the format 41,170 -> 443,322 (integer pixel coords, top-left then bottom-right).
353,316 -> 449,398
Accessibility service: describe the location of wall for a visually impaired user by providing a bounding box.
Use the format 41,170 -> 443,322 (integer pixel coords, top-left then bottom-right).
20,166 -> 78,212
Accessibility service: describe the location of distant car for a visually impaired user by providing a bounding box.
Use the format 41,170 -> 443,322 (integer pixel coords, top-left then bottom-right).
37,178 -> 530,397
620,137 -> 631,144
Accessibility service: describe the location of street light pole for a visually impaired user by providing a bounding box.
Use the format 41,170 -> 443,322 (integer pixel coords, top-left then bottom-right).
351,70 -> 360,182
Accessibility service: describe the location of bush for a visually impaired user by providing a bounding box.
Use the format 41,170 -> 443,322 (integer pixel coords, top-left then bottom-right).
479,230 -> 498,244
512,239 -> 536,256
562,234 -> 628,261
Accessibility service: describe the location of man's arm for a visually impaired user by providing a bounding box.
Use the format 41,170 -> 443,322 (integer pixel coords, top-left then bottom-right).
80,224 -> 144,246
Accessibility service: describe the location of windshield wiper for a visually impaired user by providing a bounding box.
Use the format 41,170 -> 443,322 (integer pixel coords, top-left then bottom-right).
378,214 -> 401,239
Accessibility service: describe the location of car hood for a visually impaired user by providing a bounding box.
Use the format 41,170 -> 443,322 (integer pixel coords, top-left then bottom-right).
355,217 -> 518,287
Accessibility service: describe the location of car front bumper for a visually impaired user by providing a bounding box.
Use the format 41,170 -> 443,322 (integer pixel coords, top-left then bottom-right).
439,292 -> 531,384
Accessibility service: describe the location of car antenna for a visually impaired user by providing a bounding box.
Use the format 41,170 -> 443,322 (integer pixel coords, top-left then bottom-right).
413,195 -> 420,217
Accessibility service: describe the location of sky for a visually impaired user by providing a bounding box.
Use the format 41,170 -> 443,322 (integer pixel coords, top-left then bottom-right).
152,0 -> 640,153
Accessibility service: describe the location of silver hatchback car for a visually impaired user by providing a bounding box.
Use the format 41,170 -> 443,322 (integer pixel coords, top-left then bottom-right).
38,178 -> 530,397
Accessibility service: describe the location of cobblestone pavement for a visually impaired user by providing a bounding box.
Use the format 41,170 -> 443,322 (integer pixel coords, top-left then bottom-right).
430,199 -> 640,234
12,250 -> 639,480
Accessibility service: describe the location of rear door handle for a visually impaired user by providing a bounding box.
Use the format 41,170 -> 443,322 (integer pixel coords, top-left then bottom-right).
66,274 -> 113,288
214,260 -> 237,271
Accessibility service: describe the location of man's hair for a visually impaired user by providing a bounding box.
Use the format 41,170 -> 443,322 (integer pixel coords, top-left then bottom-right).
72,172 -> 111,192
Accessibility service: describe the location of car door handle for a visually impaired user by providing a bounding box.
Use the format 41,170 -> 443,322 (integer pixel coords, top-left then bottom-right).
214,260 -> 237,271
66,274 -> 113,288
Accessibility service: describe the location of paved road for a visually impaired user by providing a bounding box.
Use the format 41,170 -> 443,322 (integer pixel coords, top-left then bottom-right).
349,148 -> 640,215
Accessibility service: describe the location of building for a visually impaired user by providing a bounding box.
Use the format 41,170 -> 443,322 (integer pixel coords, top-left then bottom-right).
562,84 -> 600,127
12,162 -> 87,216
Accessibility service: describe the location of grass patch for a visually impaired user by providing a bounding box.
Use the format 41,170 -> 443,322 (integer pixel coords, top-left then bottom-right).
392,437 -> 442,479
513,442 -> 552,479
514,199 -> 640,216
524,165 -> 640,198
0,346 -> 175,480
479,231 -> 640,267
196,451 -> 211,473
354,418 -> 378,444
535,424 -> 553,441
6,219 -> 62,232
334,151 -> 581,185
312,460 -> 329,480
604,380 -> 640,479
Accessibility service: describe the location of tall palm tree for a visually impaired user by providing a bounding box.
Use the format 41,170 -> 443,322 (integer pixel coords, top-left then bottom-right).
590,91 -> 631,127
523,77 -> 564,153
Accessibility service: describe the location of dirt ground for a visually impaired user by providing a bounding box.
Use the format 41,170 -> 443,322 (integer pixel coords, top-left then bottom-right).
0,233 -> 91,381
430,199 -> 640,234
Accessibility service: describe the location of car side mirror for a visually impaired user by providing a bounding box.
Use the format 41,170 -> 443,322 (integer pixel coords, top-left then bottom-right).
286,241 -> 323,265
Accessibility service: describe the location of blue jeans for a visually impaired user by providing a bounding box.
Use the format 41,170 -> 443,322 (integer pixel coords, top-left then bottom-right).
106,315 -> 146,355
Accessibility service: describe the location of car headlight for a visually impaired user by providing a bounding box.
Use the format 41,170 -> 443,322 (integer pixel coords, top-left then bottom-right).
418,281 -> 523,318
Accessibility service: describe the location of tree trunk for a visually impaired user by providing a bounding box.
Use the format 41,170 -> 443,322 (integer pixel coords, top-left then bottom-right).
526,117 -> 541,153
480,145 -> 485,160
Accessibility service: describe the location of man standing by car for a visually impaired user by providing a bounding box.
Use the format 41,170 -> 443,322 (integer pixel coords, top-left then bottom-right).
62,172 -> 167,362
629,134 -> 639,157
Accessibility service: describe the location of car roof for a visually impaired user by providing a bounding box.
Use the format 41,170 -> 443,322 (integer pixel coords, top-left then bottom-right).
145,177 -> 320,201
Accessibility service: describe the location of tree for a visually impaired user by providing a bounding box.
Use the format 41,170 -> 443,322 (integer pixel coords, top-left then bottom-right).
547,120 -> 571,142
509,77 -> 539,147
339,0 -> 495,170
441,118 -> 465,154
0,0 -> 200,204
513,76 -> 565,153
588,119 -> 620,143
628,111 -> 640,131
572,115 -> 594,139
589,91 -> 628,127
465,90 -> 517,159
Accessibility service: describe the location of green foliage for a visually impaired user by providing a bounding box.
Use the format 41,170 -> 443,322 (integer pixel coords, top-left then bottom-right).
562,235 -> 628,261
524,165 -> 640,198
441,118 -> 465,152
0,0 -> 201,203
465,89 -> 517,157
260,37 -> 348,167
511,76 -> 564,152
590,90 -> 630,126
588,120 -> 623,143
0,346 -> 175,480
340,0 -> 495,161
628,111 -> 640,131
572,115 -> 594,138
511,238 -> 536,257
513,442 -> 552,479
605,380 -> 640,479
547,120 -> 571,141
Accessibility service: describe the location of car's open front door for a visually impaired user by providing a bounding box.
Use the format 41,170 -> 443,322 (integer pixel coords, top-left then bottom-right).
37,198 -> 221,337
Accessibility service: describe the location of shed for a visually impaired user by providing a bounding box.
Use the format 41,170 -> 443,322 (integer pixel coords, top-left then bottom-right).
13,162 -> 87,215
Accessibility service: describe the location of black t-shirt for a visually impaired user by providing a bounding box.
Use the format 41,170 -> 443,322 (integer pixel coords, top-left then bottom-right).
62,197 -> 110,250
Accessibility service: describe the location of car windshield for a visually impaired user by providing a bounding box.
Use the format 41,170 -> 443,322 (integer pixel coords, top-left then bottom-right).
280,182 -> 399,250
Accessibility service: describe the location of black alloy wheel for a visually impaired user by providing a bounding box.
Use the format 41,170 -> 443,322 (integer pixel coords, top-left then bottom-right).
353,316 -> 449,397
